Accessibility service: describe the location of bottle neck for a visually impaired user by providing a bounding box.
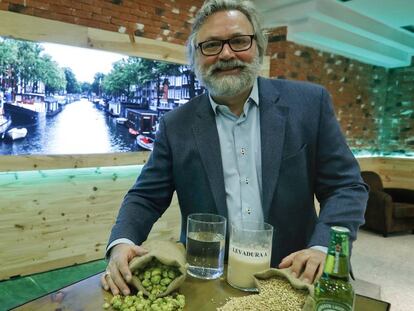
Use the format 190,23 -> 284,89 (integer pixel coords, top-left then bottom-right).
323,232 -> 351,279
322,253 -> 350,280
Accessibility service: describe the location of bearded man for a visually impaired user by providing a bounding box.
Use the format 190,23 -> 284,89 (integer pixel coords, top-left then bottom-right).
101,0 -> 368,296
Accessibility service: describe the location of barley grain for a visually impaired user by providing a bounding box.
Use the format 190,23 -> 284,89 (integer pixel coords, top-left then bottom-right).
218,277 -> 307,311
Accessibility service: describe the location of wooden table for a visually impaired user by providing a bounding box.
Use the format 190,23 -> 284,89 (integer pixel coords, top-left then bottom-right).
13,272 -> 390,311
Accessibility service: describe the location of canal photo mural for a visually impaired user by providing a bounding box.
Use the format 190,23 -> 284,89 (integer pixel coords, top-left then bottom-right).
0,37 -> 204,155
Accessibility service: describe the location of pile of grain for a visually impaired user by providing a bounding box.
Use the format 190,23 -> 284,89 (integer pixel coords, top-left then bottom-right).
218,277 -> 307,311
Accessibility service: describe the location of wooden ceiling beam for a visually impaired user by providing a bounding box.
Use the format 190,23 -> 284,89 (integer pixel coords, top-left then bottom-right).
0,10 -> 187,65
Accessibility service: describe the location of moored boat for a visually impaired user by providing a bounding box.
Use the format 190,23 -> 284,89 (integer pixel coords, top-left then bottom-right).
0,114 -> 12,138
5,127 -> 28,140
92,98 -> 106,110
125,108 -> 157,136
4,93 -> 46,124
115,117 -> 128,125
45,96 -> 62,117
136,134 -> 154,151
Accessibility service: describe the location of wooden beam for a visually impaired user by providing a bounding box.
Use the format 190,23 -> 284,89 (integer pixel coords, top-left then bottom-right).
358,157 -> 414,190
0,152 -> 151,172
0,10 -> 188,64
260,55 -> 270,78
86,28 -> 188,65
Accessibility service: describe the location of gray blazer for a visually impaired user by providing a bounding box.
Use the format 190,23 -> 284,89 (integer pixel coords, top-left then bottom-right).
109,77 -> 368,266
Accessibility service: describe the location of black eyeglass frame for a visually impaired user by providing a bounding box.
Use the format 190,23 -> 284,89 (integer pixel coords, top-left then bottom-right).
196,34 -> 255,56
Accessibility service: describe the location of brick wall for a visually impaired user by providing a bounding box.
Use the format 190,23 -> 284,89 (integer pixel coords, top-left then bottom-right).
0,1 -> 412,155
267,27 -> 413,156
382,67 -> 414,155
0,0 -> 204,44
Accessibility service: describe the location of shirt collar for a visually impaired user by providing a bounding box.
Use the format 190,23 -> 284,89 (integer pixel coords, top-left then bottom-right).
209,78 -> 259,115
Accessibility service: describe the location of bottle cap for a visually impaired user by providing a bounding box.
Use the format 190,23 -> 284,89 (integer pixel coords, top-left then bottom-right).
331,226 -> 350,234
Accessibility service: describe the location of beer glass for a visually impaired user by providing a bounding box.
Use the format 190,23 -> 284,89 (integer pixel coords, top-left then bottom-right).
186,213 -> 226,279
227,221 -> 273,291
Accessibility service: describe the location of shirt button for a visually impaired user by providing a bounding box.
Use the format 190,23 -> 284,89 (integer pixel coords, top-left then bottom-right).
246,208 -> 251,215
245,178 -> 249,184
241,148 -> 245,155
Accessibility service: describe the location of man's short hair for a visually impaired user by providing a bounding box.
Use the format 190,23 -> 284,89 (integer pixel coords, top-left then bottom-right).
187,0 -> 267,69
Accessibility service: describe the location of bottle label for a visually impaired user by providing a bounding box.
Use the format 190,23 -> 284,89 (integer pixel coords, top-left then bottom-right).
315,301 -> 352,311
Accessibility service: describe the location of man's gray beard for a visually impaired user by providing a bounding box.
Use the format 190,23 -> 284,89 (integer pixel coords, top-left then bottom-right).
195,56 -> 261,97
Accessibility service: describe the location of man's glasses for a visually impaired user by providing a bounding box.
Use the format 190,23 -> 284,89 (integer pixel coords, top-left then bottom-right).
196,35 -> 255,56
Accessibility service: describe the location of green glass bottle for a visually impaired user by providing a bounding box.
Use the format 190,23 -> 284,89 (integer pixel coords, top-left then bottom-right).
314,226 -> 355,311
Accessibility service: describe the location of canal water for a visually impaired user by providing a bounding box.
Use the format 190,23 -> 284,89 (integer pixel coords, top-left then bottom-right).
0,99 -> 142,155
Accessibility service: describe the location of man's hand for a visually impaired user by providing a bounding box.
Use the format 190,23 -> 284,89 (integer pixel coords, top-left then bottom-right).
278,248 -> 326,284
101,243 -> 148,295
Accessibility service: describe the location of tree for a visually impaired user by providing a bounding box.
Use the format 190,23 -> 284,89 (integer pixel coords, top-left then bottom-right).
15,40 -> 44,93
0,38 -> 66,96
0,38 -> 18,91
64,67 -> 81,94
37,54 -> 66,95
102,58 -> 136,99
92,72 -> 105,97
81,82 -> 92,95
102,57 -> 182,104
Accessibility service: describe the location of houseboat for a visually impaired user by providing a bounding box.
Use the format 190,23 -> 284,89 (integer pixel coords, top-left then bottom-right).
4,93 -> 46,124
45,96 -> 62,117
108,100 -> 121,117
125,108 -> 157,136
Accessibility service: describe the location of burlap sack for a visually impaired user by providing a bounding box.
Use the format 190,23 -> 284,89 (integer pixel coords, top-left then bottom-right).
254,268 -> 315,311
129,240 -> 187,298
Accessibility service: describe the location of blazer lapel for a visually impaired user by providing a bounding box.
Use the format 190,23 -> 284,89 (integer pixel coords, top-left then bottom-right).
192,94 -> 228,219
259,77 -> 289,221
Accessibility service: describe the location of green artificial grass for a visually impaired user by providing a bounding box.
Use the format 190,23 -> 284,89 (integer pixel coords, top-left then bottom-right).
0,259 -> 106,311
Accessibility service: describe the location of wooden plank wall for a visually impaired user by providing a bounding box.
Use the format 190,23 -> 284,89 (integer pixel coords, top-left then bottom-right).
0,153 -> 181,280
358,157 -> 413,189
0,154 -> 412,280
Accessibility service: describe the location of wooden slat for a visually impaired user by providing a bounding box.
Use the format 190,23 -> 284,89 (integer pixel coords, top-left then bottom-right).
2,154 -> 411,187
87,27 -> 187,65
357,157 -> 414,189
260,55 -> 271,78
0,152 -> 150,172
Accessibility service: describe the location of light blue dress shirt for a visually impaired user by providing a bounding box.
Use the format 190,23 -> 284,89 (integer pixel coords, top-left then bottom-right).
209,79 -> 263,227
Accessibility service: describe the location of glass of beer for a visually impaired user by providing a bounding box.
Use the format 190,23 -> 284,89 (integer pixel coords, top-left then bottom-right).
227,221 -> 273,291
186,213 -> 226,279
